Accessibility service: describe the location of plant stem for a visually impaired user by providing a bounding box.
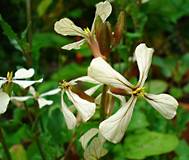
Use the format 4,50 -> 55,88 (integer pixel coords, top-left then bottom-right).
0,128 -> 12,160
26,0 -> 33,66
100,85 -> 108,120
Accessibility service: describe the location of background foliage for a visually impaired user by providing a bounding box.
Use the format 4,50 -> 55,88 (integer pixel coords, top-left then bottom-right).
0,0 -> 189,159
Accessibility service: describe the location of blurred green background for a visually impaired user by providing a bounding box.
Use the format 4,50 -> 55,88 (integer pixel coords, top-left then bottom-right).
0,0 -> 189,159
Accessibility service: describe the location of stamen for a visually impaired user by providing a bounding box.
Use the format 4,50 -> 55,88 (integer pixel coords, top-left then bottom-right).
6,71 -> 13,83
59,80 -> 71,90
132,87 -> 145,97
84,27 -> 91,34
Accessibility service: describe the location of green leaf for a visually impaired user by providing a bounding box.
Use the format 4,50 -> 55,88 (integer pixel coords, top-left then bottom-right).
175,140 -> 189,160
0,14 -> 23,52
10,144 -> 28,160
32,32 -> 70,67
183,83 -> 189,94
124,130 -> 179,159
51,63 -> 87,81
128,109 -> 149,131
145,80 -> 168,94
37,0 -> 52,17
170,87 -> 183,99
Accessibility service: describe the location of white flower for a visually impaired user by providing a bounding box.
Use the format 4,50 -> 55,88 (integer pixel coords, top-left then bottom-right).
0,68 -> 43,89
88,43 -> 179,143
54,1 -> 112,50
59,76 -> 101,129
11,86 -> 60,108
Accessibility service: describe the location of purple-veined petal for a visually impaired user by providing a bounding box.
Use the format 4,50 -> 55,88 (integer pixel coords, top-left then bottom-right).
88,57 -> 133,92
144,93 -> 178,119
66,89 -> 96,122
135,43 -> 154,87
99,96 -> 137,143
62,39 -> 85,50
61,91 -> 77,129
54,18 -> 85,37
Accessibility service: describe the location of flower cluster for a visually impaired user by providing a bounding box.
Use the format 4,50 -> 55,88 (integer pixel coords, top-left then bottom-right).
0,1 -> 179,159
54,0 -> 179,145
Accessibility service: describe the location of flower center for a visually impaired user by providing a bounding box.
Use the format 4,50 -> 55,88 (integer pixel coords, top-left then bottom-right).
59,80 -> 71,90
6,71 -> 13,83
132,87 -> 145,97
84,27 -> 91,35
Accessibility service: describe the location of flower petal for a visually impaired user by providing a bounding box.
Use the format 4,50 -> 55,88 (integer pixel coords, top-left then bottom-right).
0,91 -> 10,114
85,84 -> 102,96
79,128 -> 99,149
61,39 -> 85,50
11,96 -> 32,101
69,76 -> 100,85
40,88 -> 61,97
91,1 -> 112,31
144,93 -> 178,119
54,18 -> 85,37
66,89 -> 96,122
61,91 -> 77,129
99,96 -> 137,143
95,1 -> 112,22
88,57 -> 133,92
135,43 -> 154,87
38,97 -> 53,108
29,86 -> 36,96
14,68 -> 34,79
13,78 -> 43,89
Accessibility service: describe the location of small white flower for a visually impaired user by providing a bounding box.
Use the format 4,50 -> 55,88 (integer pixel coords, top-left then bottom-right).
54,1 -> 112,50
88,43 -> 179,143
11,86 -> 60,108
0,68 -> 43,89
59,76 -> 101,129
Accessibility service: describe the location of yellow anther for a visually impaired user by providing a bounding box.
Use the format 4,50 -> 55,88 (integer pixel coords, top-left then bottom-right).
84,27 -> 91,34
59,80 -> 70,90
6,71 -> 13,83
132,87 -> 145,97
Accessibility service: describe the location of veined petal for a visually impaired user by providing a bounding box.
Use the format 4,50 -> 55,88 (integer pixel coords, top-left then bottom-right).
11,96 -> 32,101
14,68 -> 34,79
66,89 -> 96,122
69,76 -> 100,85
40,88 -> 61,97
99,96 -> 137,143
144,93 -> 178,119
38,97 -> 53,108
95,1 -> 112,22
61,39 -> 85,50
79,128 -> 99,149
0,80 -> 6,88
88,57 -> 133,92
13,78 -> 43,89
0,91 -> 10,114
61,91 -> 77,129
135,43 -> 154,87
54,18 -> 85,37
91,1 -> 112,31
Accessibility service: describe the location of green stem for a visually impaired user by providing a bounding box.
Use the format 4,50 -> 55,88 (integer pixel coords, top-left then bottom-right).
100,85 -> 108,120
25,0 -> 33,66
35,135 -> 46,160
0,128 -> 12,160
